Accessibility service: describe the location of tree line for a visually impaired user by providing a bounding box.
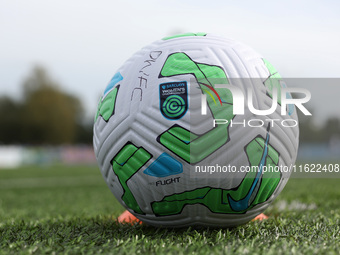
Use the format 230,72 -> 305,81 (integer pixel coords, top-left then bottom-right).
0,67 -> 92,145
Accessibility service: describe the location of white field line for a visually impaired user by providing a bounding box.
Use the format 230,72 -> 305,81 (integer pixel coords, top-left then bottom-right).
273,200 -> 317,211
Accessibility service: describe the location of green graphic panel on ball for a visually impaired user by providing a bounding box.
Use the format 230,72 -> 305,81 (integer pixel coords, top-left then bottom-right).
263,59 -> 294,115
162,32 -> 207,41
157,125 -> 197,162
158,52 -> 234,163
111,143 -> 152,214
243,136 -> 280,206
263,59 -> 283,105
95,85 -> 119,122
152,134 -> 280,216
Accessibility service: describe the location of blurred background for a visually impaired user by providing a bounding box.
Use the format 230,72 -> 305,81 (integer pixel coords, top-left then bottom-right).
0,0 -> 339,167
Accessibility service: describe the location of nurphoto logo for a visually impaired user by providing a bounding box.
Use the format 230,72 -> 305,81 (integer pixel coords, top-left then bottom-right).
200,83 -> 312,128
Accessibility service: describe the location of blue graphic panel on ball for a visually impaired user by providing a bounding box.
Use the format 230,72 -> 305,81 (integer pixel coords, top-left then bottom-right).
144,153 -> 183,177
104,72 -> 123,95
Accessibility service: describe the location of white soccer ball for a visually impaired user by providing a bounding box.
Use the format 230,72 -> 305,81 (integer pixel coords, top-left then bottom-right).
93,33 -> 299,227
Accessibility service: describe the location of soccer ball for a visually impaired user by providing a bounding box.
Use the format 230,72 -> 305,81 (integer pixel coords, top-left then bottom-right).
93,33 -> 299,227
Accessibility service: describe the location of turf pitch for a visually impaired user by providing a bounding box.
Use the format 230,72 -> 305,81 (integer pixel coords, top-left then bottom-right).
0,165 -> 339,254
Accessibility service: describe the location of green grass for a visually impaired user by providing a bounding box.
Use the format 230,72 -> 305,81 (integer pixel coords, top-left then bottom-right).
0,165 -> 339,254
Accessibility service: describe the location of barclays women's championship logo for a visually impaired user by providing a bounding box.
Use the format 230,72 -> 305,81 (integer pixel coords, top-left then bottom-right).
159,81 -> 188,120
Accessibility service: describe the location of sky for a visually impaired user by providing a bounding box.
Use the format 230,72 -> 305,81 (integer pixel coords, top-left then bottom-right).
1,0 -> 339,122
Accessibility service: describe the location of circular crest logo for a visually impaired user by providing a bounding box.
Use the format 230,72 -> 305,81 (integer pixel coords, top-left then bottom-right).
159,81 -> 188,120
